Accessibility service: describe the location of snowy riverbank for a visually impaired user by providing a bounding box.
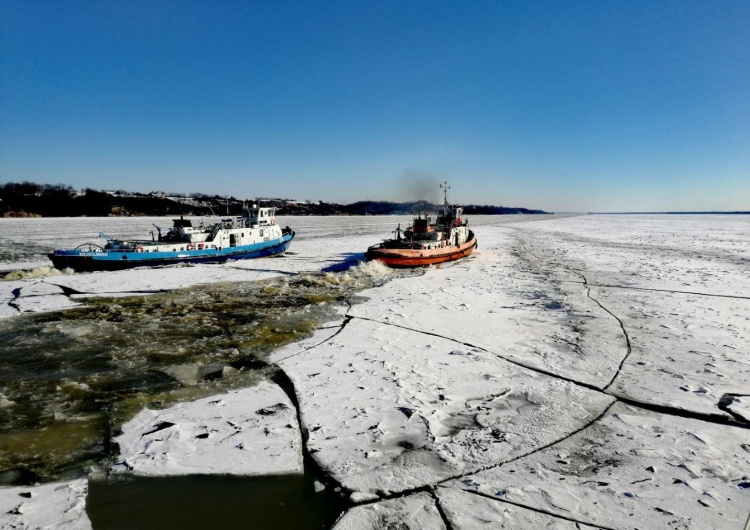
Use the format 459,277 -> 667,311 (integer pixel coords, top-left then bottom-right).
1,214 -> 748,529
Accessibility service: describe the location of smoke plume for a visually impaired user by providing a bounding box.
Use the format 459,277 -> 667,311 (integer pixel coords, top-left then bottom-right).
399,169 -> 441,204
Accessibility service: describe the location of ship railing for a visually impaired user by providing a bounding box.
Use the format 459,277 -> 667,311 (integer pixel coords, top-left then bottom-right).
101,238 -> 154,252
206,225 -> 222,242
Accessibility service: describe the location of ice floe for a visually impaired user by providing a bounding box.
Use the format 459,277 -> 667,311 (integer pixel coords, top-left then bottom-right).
113,381 -> 302,476
723,395 -> 750,424
0,479 -> 91,530
331,492 -> 445,529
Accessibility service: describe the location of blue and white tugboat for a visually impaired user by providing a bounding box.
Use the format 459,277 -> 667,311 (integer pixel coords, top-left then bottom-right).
48,205 -> 295,272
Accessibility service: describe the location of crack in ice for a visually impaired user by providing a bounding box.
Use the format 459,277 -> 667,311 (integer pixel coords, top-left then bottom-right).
570,271 -> 633,391
561,280 -> 750,301
432,490 -> 456,530
460,487 -> 619,530
348,314 -> 603,392
517,240 -> 749,428
270,316 -> 354,364
438,401 -> 617,490
344,314 -> 747,431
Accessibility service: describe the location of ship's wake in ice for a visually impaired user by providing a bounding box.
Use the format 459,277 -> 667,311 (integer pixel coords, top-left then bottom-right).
0,261 -> 415,483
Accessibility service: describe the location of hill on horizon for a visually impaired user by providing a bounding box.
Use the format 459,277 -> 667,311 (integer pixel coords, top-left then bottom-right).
0,181 -> 550,217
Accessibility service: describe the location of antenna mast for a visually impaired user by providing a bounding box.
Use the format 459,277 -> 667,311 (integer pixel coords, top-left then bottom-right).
440,181 -> 451,206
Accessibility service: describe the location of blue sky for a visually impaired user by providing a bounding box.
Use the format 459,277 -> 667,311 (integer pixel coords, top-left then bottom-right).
1,1 -> 748,212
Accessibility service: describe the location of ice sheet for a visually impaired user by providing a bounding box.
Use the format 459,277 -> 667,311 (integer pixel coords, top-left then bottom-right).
449,402 -> 750,530
348,230 -> 628,389
598,288 -> 750,416
506,215 -> 750,418
3,213 -> 749,528
515,214 -> 750,296
273,318 -> 613,496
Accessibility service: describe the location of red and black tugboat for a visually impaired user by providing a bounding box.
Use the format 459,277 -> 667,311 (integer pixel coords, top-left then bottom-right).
366,182 -> 477,268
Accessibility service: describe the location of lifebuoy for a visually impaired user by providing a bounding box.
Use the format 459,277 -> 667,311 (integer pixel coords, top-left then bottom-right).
186,243 -> 194,251
136,246 -> 144,253
198,243 -> 204,250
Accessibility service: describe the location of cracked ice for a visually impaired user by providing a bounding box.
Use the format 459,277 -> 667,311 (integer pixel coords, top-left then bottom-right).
1,214 -> 748,530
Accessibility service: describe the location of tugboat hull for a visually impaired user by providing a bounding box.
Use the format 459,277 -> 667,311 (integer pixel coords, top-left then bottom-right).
366,182 -> 478,268
366,233 -> 477,268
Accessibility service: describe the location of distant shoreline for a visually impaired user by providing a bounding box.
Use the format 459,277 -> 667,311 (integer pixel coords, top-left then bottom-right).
0,182 -> 550,218
590,211 -> 750,215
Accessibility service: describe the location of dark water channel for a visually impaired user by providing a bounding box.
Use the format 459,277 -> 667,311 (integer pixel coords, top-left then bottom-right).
0,263 -> 414,528
87,471 -> 346,530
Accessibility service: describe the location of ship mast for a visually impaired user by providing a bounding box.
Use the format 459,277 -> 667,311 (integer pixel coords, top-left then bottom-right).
439,181 -> 452,220
440,181 -> 451,206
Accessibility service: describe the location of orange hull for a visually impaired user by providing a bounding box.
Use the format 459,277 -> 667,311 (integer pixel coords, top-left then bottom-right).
366,235 -> 477,268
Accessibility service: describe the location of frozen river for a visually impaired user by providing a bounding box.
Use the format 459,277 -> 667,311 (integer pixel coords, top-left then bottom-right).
1,213 -> 749,529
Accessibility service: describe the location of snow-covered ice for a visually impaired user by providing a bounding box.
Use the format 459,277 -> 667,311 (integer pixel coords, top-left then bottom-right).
331,492 -> 445,530
347,229 -> 628,389
511,216 -> 750,421
436,487 -> 602,529
726,396 -> 750,424
598,288 -> 750,416
449,402 -> 750,530
113,381 -> 302,476
275,214 -> 749,528
271,317 -> 613,496
1,213 -> 749,529
0,479 -> 91,530
517,214 -> 750,297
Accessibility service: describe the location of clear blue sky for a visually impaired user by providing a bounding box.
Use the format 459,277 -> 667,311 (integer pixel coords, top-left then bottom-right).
1,1 -> 748,212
